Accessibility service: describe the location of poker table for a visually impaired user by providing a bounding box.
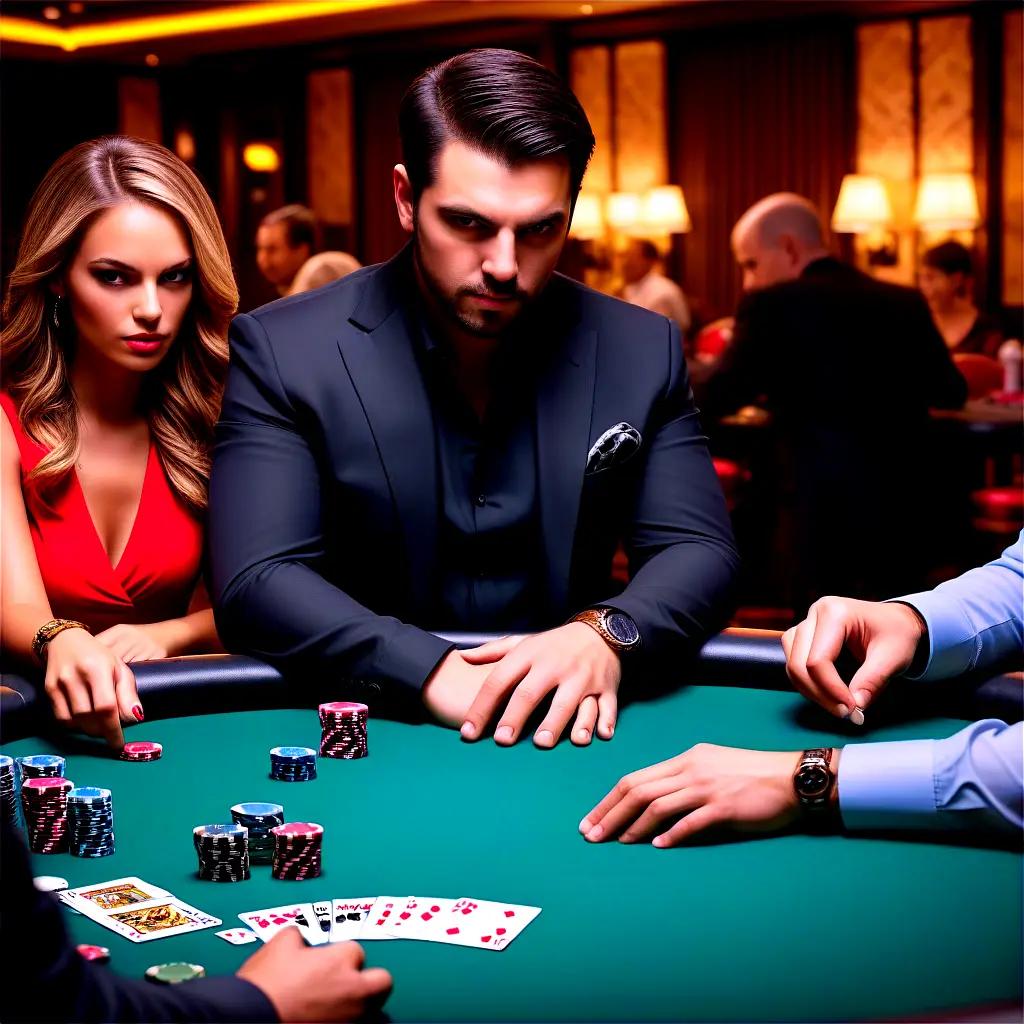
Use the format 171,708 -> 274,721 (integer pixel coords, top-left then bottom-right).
2,630 -> 1022,1023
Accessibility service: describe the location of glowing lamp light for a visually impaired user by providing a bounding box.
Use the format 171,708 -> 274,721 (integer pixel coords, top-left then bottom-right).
606,192 -> 642,230
639,185 -> 691,234
831,174 -> 892,233
569,191 -> 604,240
913,172 -> 980,230
243,143 -> 280,173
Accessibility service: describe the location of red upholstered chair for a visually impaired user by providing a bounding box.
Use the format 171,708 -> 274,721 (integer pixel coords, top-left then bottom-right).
953,353 -> 1002,400
693,317 -> 735,363
971,486 -> 1024,536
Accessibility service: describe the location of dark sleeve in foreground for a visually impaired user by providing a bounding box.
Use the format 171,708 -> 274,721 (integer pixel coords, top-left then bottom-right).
0,820 -> 276,1024
600,318 -> 740,670
905,290 -> 968,410
209,312 -> 453,692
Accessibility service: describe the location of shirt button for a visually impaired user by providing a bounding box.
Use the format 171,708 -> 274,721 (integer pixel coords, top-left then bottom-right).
475,494 -> 486,507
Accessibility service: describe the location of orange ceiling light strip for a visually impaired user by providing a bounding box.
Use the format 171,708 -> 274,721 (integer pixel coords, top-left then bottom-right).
0,0 -> 423,52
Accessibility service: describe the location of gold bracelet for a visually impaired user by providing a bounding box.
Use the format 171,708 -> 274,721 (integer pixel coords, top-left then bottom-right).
32,618 -> 91,661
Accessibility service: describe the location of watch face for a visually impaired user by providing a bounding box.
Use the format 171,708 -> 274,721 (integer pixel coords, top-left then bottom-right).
796,763 -> 830,798
605,612 -> 640,646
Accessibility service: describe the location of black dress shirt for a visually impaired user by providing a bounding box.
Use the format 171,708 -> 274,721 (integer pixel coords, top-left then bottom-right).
415,317 -> 543,632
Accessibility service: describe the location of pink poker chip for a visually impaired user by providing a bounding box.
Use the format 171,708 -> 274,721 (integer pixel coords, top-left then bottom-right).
318,702 -> 368,716
271,821 -> 323,838
23,777 -> 72,791
120,741 -> 163,761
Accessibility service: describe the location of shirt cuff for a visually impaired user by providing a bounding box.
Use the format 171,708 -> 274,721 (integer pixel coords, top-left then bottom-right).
887,592 -> 977,681
838,739 -> 939,830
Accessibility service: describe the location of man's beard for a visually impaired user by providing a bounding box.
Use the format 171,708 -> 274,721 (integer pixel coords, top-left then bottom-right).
413,230 -> 530,339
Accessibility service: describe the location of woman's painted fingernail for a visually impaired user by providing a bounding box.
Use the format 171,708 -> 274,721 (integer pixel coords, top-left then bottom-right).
132,705 -> 144,722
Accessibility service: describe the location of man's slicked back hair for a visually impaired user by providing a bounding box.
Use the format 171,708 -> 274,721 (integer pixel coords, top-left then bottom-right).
399,48 -> 595,204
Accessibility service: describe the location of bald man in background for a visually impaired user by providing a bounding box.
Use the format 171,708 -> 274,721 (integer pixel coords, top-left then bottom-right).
700,193 -> 966,615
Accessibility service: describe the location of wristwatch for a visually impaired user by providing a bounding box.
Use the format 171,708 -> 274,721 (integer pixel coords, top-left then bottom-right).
793,748 -> 836,812
571,607 -> 641,654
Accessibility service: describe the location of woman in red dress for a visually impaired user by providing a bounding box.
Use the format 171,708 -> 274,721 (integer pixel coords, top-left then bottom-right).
1,136 -> 238,747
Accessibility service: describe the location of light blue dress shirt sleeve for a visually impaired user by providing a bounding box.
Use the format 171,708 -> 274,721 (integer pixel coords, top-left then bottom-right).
838,534 -> 1023,832
898,531 -> 1023,681
839,720 -> 1023,832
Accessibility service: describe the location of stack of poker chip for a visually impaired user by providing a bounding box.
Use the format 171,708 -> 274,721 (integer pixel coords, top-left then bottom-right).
270,822 -> 323,880
145,963 -> 205,984
120,741 -> 162,763
269,746 -> 317,782
68,787 -> 115,858
22,777 -> 72,854
230,802 -> 285,865
0,755 -> 25,831
318,702 -> 369,759
193,823 -> 250,882
17,753 -> 66,780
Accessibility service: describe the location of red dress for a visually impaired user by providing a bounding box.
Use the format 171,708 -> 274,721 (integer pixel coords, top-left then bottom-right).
1,392 -> 204,633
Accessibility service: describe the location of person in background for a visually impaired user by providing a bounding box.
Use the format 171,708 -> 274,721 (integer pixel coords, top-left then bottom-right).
699,192 -> 967,615
621,238 -> 691,337
287,250 -> 362,296
918,241 -> 1004,358
1,819 -> 392,1023
255,205 -> 319,297
579,532 -> 1022,846
1,136 -> 235,750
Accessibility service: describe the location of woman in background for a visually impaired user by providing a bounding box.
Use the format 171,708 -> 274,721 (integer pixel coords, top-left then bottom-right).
1,136 -> 237,748
918,241 -> 1003,357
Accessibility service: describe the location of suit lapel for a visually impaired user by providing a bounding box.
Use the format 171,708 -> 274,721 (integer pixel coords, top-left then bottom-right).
535,307 -> 597,616
338,249 -> 438,614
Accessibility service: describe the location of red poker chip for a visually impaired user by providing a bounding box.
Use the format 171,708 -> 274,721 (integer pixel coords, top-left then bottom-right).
120,742 -> 163,761
77,944 -> 111,962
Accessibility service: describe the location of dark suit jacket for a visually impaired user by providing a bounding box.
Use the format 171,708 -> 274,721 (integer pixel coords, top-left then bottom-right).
699,257 -> 967,603
0,820 -> 276,1024
210,248 -> 739,691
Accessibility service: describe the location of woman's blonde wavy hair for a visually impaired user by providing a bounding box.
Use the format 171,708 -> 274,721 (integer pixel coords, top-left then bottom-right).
1,135 -> 238,515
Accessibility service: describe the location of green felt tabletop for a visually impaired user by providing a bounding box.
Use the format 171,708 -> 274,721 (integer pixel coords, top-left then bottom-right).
3,684 -> 1021,1022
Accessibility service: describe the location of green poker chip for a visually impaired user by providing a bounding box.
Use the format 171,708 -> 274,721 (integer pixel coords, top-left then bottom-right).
145,962 -> 206,984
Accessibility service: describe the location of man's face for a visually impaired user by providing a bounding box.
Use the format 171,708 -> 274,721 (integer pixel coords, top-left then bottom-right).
918,265 -> 962,313
622,242 -> 654,285
395,139 -> 572,339
732,226 -> 800,293
255,222 -> 309,291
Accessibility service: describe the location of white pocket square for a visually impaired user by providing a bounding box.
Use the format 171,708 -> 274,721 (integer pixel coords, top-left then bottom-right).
586,422 -> 642,475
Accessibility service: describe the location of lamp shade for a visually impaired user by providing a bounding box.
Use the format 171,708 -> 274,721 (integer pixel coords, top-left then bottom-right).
913,172 -> 980,230
639,185 -> 691,234
569,190 -> 604,240
831,175 -> 892,232
606,192 -> 642,230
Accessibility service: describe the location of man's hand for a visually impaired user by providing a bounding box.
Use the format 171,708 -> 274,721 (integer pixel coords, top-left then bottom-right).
421,650 -> 494,728
458,623 -> 621,748
237,927 -> 392,1023
579,744 -> 807,847
782,597 -> 927,721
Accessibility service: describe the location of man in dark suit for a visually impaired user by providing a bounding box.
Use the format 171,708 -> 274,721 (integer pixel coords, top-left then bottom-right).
700,193 -> 966,615
210,49 -> 738,750
1,819 -> 391,1023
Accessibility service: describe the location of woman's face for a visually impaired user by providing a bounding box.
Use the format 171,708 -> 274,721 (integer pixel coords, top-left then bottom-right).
918,265 -> 964,313
59,201 -> 194,373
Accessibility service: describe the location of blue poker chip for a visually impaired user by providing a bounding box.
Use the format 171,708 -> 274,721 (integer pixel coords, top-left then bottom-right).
0,756 -> 24,832
230,802 -> 285,864
193,823 -> 250,882
17,754 -> 66,778
269,747 -> 317,783
68,786 -> 114,858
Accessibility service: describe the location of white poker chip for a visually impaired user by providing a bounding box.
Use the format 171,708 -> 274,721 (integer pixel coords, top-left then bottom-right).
34,875 -> 69,893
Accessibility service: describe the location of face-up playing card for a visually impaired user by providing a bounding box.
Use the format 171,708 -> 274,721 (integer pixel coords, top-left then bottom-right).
427,897 -> 541,951
310,901 -> 334,942
238,903 -> 327,946
359,896 -> 405,940
62,877 -> 171,913
383,897 -> 457,941
330,898 -> 376,943
216,928 -> 259,945
76,896 -> 221,943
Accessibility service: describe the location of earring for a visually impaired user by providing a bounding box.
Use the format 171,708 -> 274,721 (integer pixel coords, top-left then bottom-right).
51,296 -> 64,331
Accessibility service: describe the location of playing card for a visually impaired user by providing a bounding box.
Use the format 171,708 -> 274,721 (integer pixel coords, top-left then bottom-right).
77,896 -> 221,943
330,898 -> 376,943
308,901 -> 334,944
216,928 -> 259,945
383,896 -> 457,941
62,877 -> 171,913
359,896 -> 405,940
426,897 -> 541,951
238,903 -> 327,945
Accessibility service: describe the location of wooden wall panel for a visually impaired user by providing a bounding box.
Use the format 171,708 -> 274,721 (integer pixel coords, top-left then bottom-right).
118,77 -> 161,143
614,40 -> 666,194
307,68 -> 354,227
570,46 -> 612,193
919,16 -> 973,174
1004,8 -> 1023,307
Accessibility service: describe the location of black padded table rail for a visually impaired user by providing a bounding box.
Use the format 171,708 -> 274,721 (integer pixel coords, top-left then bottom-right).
1,629 -> 1019,740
